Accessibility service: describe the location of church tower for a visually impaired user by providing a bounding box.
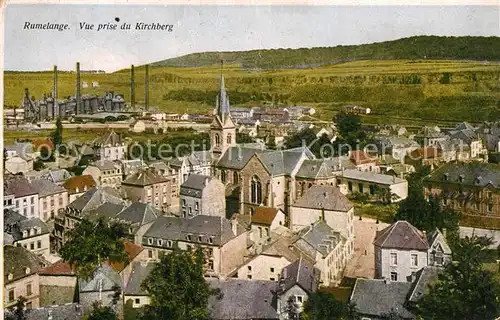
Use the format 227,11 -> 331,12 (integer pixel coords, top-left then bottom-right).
210,61 -> 236,159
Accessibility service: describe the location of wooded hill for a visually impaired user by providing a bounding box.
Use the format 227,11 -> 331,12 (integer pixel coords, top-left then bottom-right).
150,36 -> 500,69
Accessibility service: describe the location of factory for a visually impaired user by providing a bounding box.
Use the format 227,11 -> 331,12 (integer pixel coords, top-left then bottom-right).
21,63 -> 150,123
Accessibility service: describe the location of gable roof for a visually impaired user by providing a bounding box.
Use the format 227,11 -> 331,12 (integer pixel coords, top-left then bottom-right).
30,178 -> 67,197
4,176 -> 38,197
256,147 -> 313,177
94,130 -> 123,146
251,207 -> 280,226
216,146 -> 266,170
79,264 -> 122,292
181,174 -> 214,191
23,303 -> 84,320
39,259 -> 76,276
4,245 -> 47,284
407,266 -> 441,303
90,160 -> 119,171
293,185 -> 353,212
208,279 -> 278,320
4,210 -> 50,241
63,175 -> 96,194
374,220 -> 429,251
122,169 -> 169,186
342,169 -> 406,185
350,278 -> 414,319
68,186 -> 125,213
294,220 -> 343,257
115,202 -> 159,226
409,147 -> 440,159
92,202 -> 126,219
296,159 -> 336,179
350,150 -> 377,165
124,261 -> 156,295
424,162 -> 500,188
111,240 -> 144,272
278,258 -> 319,295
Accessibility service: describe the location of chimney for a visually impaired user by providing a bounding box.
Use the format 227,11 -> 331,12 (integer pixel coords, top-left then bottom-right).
144,64 -> 149,111
53,65 -> 58,101
130,64 -> 135,109
75,62 -> 81,115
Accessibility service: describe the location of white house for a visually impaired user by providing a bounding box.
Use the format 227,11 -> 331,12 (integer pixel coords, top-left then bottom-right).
4,176 -> 40,219
93,130 -> 126,161
249,207 -> 286,246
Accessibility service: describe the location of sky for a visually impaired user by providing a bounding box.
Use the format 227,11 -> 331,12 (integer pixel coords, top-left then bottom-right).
4,5 -> 500,72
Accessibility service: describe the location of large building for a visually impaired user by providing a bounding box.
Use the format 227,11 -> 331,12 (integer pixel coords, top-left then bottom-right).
121,169 -> 172,211
179,174 -> 225,218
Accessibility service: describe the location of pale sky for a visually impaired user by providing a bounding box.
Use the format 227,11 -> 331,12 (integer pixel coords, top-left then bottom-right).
4,5 -> 500,72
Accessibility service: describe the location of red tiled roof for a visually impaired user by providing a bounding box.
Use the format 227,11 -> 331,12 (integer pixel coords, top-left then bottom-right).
39,260 -> 76,276
410,147 -> 440,159
63,175 -> 96,194
32,138 -> 55,152
251,207 -> 278,226
350,150 -> 376,165
111,240 -> 144,272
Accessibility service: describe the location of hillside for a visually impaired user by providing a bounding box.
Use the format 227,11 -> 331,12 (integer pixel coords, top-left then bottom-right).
150,36 -> 500,69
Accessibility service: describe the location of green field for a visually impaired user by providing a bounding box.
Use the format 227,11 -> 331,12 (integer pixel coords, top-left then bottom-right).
4,59 -> 500,122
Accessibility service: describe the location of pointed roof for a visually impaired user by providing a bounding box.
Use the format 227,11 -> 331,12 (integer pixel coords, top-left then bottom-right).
93,130 -> 122,146
68,186 -> 125,213
374,220 -> 429,251
115,202 -> 159,226
122,169 -> 169,186
217,75 -> 230,117
278,258 -> 319,295
293,185 -> 353,212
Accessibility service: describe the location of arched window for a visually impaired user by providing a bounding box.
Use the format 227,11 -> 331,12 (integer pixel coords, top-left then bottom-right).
227,133 -> 232,144
233,171 -> 239,184
251,176 -> 262,204
221,170 -> 227,183
215,133 -> 221,147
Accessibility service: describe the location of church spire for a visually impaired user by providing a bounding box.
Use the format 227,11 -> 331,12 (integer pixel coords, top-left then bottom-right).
217,60 -> 230,121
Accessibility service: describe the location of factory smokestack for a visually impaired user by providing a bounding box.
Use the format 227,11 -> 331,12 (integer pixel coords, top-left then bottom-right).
144,64 -> 149,111
76,62 -> 81,115
130,64 -> 135,109
53,65 -> 58,119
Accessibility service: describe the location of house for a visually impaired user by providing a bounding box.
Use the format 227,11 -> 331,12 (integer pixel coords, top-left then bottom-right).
62,175 -> 96,202
122,169 -> 172,211
374,135 -> 419,161
4,176 -> 39,218
138,215 -> 247,277
30,179 -> 69,222
230,107 -> 254,120
351,266 -> 442,320
168,150 -> 214,187
113,202 -> 159,241
78,264 -> 123,314
250,207 -> 286,246
291,220 -> 347,286
208,279 -> 278,320
423,162 -> 500,220
4,245 -> 48,309
374,221 -> 451,282
4,209 -> 51,257
385,163 -> 416,179
477,121 -> 500,151
276,258 -> 319,319
129,119 -> 146,133
235,237 -> 299,281
38,260 -> 77,306
40,168 -> 72,185
123,261 -> 155,309
148,161 -> 179,199
120,159 -> 148,177
349,150 -> 380,173
405,147 -> 442,168
447,122 -> 488,160
93,130 -> 126,161
179,174 -> 225,218
414,126 -> 448,147
338,169 -> 408,202
82,160 -> 123,187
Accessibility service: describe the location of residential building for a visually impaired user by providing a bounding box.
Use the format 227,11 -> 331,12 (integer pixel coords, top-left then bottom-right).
78,264 -> 123,314
337,169 -> 408,202
405,147 -> 442,168
113,202 -> 159,241
414,126 -> 448,147
38,260 -> 77,306
447,122 -> 488,160
168,150 -> 213,187
62,175 -> 96,202
344,105 -> 371,114
4,209 -> 51,257
129,119 -> 146,133
122,169 -> 172,211
179,174 -> 225,218
423,162 -> 500,220
4,176 -> 39,219
374,135 -> 419,161
249,207 -> 286,246
138,215 -> 247,277
123,261 -> 155,309
30,179 -> 69,222
276,258 -> 319,319
374,221 -> 451,283
291,220 -> 347,286
82,160 -> 123,187
349,150 -> 380,173
40,168 -> 72,185
120,159 -> 147,177
5,155 -> 34,174
93,130 -> 126,161
4,245 -> 47,309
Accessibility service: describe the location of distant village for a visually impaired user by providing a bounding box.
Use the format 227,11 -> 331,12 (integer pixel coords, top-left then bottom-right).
3,62 -> 500,320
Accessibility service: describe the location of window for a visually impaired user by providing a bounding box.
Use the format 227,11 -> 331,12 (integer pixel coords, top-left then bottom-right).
348,182 -> 353,191
227,133 -> 232,144
195,202 -> 199,210
358,183 -> 364,193
250,176 -> 262,204
435,254 -> 444,266
488,201 -> 493,213
258,227 -> 263,238
182,199 -> 186,207
270,277 -> 275,281
247,275 -> 252,279
270,267 -> 275,273
30,242 -> 35,250
369,185 -> 375,195
135,298 -> 140,304
198,236 -> 202,242
8,289 -> 14,302
208,260 -> 214,270
390,272 -> 398,281
411,254 -> 418,267
37,240 -> 41,249
247,266 -> 252,271
187,235 -> 192,241
215,133 -> 221,147
26,283 -> 32,296
296,296 -> 303,303
390,253 -> 398,266
233,171 -> 239,184
148,250 -> 153,258
221,170 -> 227,183
167,240 -> 173,248
158,239 -> 163,246
30,197 -> 34,204
209,237 -> 213,244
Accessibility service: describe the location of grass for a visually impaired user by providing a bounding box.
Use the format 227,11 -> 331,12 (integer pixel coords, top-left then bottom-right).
4,59 -> 500,122
353,202 -> 398,224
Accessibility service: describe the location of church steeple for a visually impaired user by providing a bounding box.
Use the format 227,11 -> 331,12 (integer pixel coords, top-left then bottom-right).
217,60 -> 230,121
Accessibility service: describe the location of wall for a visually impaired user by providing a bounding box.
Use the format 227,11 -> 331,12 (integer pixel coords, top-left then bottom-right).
201,180 -> 226,217
277,285 -> 308,320
13,194 -> 39,219
239,156 -> 271,215
16,233 -> 51,257
4,274 -> 40,309
237,254 -> 290,281
220,231 -> 248,277
39,275 -> 77,306
39,191 -> 68,222
377,247 -> 428,282
124,295 -> 150,309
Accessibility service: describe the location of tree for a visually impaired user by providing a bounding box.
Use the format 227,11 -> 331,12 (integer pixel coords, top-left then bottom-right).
284,129 -> 334,158
266,136 -> 277,150
413,235 -> 500,320
87,301 -> 118,320
333,112 -> 367,151
236,132 -> 254,144
59,217 -> 128,280
141,247 -> 217,320
52,117 -> 63,150
5,296 -> 27,320
302,291 -> 358,320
